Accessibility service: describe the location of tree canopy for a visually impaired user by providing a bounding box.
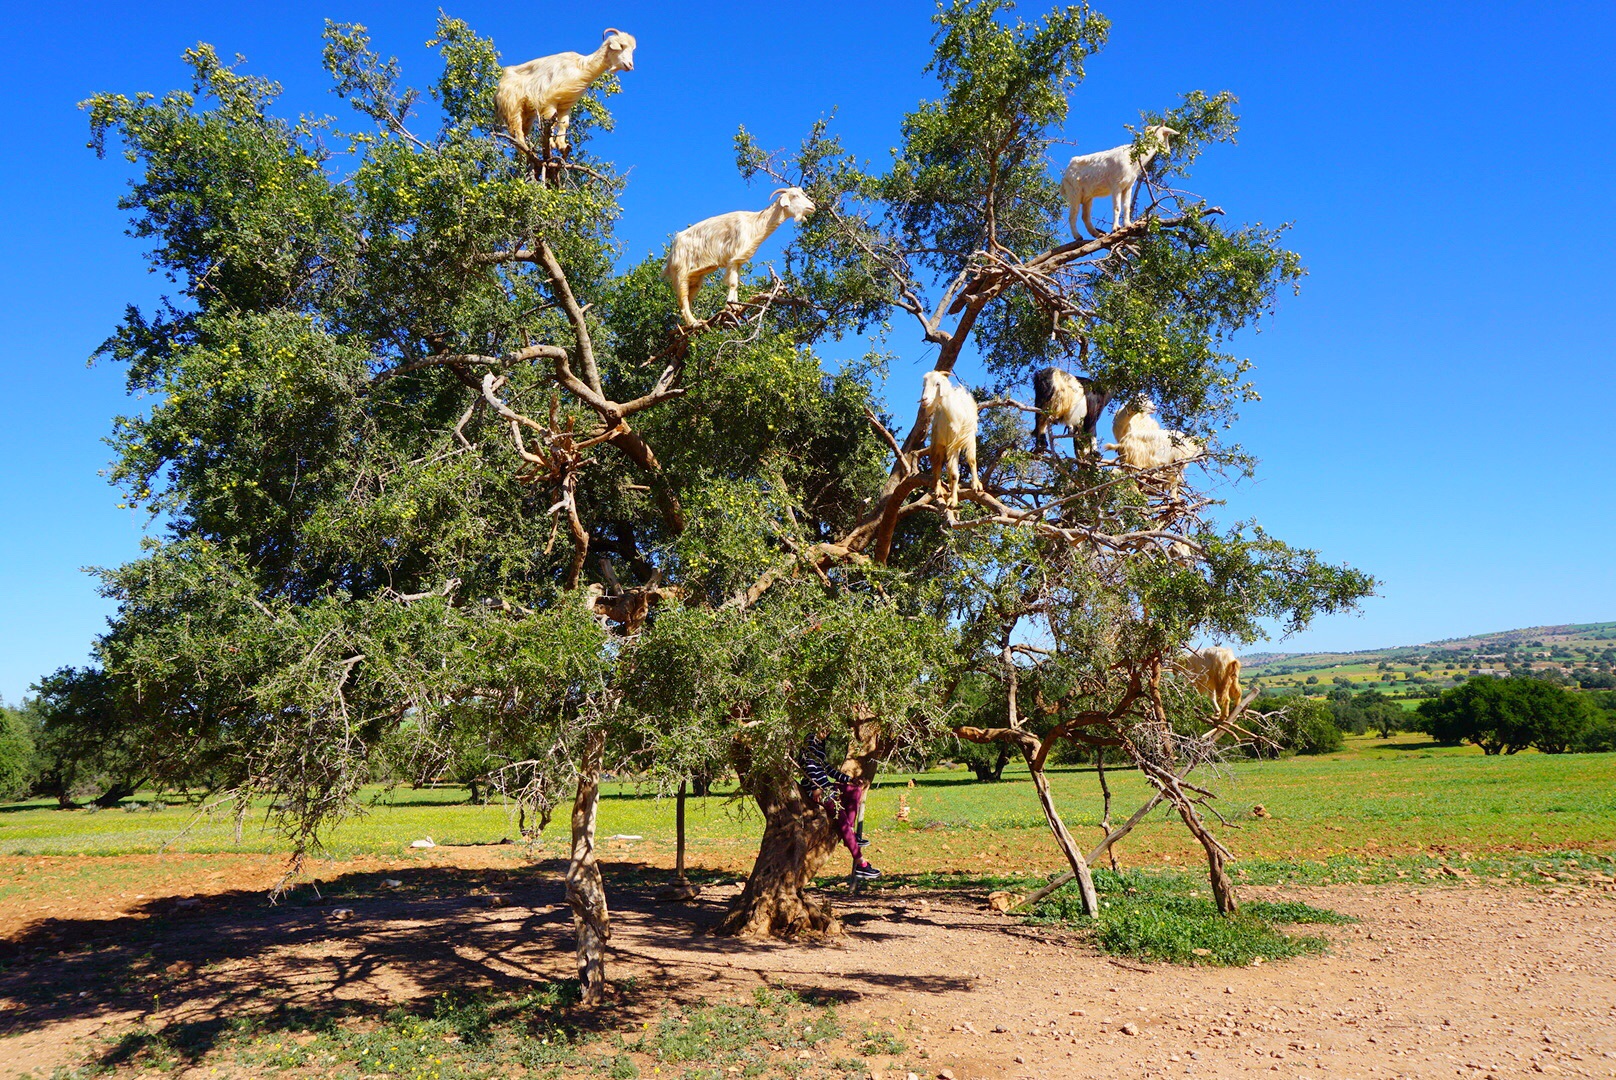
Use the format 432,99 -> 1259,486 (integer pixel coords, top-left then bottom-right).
72,1 -> 1371,999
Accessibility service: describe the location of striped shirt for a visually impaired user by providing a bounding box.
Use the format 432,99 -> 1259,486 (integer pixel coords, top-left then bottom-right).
799,734 -> 853,793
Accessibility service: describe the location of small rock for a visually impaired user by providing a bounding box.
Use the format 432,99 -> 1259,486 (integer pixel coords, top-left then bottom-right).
172,897 -> 200,910
1192,948 -> 1211,956
987,891 -> 1017,913
605,834 -> 644,841
797,1049 -> 812,1060
483,893 -> 509,908
1224,986 -> 1235,994
1251,804 -> 1270,818
410,838 -> 435,849
1121,1022 -> 1140,1037
937,1070 -> 956,1080
1013,1057 -> 1025,1065
992,1025 -> 1008,1033
383,879 -> 403,888
328,908 -> 355,921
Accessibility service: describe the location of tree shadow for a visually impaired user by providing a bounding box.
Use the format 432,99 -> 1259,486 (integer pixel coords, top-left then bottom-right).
0,860 -> 986,1069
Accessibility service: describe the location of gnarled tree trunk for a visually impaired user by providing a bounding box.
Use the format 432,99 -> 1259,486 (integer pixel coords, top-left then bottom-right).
717,770 -> 843,937
718,714 -> 884,939
566,730 -> 610,1002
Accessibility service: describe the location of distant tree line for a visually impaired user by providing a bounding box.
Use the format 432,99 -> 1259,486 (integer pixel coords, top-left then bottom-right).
1414,676 -> 1616,755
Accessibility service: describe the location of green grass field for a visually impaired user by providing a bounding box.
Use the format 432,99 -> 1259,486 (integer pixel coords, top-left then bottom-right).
3,735 -> 1612,871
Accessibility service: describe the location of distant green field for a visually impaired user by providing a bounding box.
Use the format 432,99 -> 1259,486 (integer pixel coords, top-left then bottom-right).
2,736 -> 1611,872
1245,619 -> 1616,694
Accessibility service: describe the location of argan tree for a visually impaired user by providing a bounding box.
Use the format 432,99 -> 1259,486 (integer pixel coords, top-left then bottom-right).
75,2 -> 1368,1003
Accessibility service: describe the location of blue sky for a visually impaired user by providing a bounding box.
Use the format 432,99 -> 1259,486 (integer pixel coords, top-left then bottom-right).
2,0 -> 1613,701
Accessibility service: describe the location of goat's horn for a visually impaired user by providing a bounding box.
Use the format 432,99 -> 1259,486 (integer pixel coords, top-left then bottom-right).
603,27 -> 621,37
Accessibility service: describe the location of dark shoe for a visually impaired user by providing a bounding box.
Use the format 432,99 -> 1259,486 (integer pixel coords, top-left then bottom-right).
856,833 -> 873,848
852,863 -> 882,881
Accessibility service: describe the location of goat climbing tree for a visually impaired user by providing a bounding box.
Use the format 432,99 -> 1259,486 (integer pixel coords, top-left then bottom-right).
74,1 -> 1369,1003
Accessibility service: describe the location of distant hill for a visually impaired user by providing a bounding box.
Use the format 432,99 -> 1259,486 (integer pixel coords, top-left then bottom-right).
1242,621 -> 1616,695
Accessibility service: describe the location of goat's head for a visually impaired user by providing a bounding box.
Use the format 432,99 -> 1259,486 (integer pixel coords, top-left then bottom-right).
771,186 -> 817,222
1118,394 -> 1156,422
918,370 -> 951,410
601,29 -> 637,72
1145,124 -> 1180,150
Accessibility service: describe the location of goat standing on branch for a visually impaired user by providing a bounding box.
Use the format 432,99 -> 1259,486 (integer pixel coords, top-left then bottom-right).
1179,646 -> 1243,722
1060,123 -> 1178,240
1107,396 -> 1200,498
920,371 -> 981,509
662,187 -> 815,326
496,29 -> 637,176
1032,367 -> 1110,453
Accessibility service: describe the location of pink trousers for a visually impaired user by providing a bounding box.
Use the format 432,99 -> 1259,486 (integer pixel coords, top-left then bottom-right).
816,782 -> 866,865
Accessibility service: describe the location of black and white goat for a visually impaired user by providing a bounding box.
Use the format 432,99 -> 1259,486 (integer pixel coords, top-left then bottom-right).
1031,368 -> 1111,453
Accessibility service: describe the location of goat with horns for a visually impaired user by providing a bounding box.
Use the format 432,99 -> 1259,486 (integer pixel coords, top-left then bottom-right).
662,187 -> 815,326
496,29 -> 637,171
1059,124 -> 1178,240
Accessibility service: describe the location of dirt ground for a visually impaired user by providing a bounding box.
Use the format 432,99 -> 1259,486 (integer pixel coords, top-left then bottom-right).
2,850 -> 1614,1079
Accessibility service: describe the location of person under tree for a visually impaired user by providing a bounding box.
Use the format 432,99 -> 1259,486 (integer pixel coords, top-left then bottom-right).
799,731 -> 879,880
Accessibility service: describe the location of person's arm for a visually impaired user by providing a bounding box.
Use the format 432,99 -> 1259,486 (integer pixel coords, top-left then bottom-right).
800,734 -> 853,789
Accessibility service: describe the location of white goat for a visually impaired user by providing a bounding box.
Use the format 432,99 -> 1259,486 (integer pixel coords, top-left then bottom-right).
1031,367 -> 1110,453
1179,646 -> 1243,721
496,29 -> 637,166
919,371 -> 980,508
662,187 -> 815,326
1060,124 -> 1179,240
1106,396 -> 1200,498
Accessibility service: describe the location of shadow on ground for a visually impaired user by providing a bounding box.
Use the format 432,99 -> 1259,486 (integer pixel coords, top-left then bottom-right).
0,861 -> 974,1070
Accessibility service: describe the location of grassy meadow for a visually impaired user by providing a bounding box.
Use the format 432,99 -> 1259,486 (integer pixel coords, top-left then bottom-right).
2,735 -> 1612,874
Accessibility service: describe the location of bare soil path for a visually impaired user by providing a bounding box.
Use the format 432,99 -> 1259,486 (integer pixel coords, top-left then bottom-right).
2,852 -> 1613,1079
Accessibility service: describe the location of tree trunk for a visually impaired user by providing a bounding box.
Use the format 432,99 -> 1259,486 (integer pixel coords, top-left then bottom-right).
1023,747 -> 1099,918
93,778 -> 144,808
1173,796 -> 1238,914
717,771 -> 842,938
970,743 -> 1011,782
719,714 -> 885,939
675,779 -> 688,884
566,730 -> 610,1003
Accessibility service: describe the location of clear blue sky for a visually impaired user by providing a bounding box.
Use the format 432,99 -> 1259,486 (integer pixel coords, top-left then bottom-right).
3,1 -> 1613,701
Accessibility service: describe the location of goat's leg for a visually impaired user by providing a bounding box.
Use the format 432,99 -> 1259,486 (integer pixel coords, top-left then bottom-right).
724,265 -> 741,306
673,274 -> 696,327
1068,203 -> 1082,243
552,112 -> 572,157
966,438 -> 982,493
946,455 -> 962,508
1114,186 -> 1131,229
1082,198 -> 1102,239
512,107 -> 543,180
684,271 -> 711,324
